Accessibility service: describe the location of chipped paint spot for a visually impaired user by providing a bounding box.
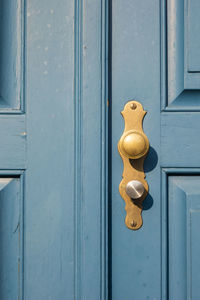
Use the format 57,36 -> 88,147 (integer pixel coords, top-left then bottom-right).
45,47 -> 49,51
50,9 -> 54,14
44,70 -> 48,75
27,12 -> 31,17
47,24 -> 51,28
43,61 -> 48,66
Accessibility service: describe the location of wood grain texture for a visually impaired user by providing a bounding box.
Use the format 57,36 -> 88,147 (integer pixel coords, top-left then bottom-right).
168,176 -> 200,300
4,0 -> 200,299
0,177 -> 23,300
0,0 -> 24,111
161,112 -> 200,167
162,170 -> 200,300
0,115 -> 26,169
111,0 -> 161,299
24,0 -> 108,299
25,0 -> 75,299
188,0 -> 200,72
162,0 -> 200,110
75,0 -> 108,298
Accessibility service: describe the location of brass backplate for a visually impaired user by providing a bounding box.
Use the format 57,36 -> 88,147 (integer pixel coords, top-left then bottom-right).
118,101 -> 149,230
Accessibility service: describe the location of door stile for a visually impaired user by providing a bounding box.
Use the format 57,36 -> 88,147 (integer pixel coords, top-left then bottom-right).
74,0 -> 109,299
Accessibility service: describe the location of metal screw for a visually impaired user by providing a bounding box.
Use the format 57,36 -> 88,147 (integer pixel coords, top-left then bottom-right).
130,103 -> 137,110
130,220 -> 137,227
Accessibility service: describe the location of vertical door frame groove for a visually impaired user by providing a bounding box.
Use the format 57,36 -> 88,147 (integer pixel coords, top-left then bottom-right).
74,0 -> 83,298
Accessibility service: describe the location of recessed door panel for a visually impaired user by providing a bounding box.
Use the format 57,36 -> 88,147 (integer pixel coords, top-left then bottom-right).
164,0 -> 200,109
168,176 -> 200,300
188,0 -> 200,72
0,0 -> 24,111
0,177 -> 23,300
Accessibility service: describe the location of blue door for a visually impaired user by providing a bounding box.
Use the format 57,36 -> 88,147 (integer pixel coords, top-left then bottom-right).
111,0 -> 200,299
1,0 -> 200,299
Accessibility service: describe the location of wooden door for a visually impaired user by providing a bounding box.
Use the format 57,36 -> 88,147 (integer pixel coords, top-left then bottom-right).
111,0 -> 200,299
0,0 -> 107,299
2,0 -> 200,299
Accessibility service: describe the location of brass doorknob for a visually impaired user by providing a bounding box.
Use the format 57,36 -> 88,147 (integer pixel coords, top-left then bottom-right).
126,180 -> 145,199
118,130 -> 149,159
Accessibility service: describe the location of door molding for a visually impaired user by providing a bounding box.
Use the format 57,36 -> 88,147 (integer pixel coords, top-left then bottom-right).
74,0 -> 108,298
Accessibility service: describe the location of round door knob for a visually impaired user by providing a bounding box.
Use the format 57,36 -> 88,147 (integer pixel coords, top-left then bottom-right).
126,180 -> 145,199
118,130 -> 149,159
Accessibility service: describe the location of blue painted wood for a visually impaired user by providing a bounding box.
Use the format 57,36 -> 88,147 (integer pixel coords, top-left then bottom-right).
162,0 -> 200,110
188,0 -> 200,72
0,0 -> 24,111
25,1 -> 75,299
167,0 -> 184,105
0,115 -> 26,169
24,0 -> 108,299
168,177 -> 200,299
111,0 -> 160,299
1,0 -> 200,299
161,112 -> 200,167
76,0 -> 108,299
190,205 -> 200,299
112,1 -> 200,300
0,0 -> 107,298
168,177 -> 187,300
162,169 -> 200,299
0,178 -> 22,300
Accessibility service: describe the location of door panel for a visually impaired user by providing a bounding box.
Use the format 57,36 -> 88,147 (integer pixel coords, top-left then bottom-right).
25,0 -> 75,298
164,0 -> 200,108
0,0 -> 23,111
188,0 -> 200,72
168,176 -> 200,300
0,177 -> 22,299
